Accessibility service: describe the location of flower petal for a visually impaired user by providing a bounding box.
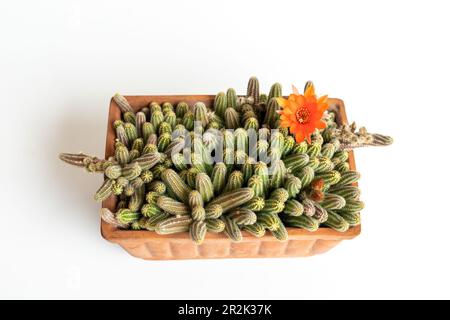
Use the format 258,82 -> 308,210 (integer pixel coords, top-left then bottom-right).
292,85 -> 299,95
304,84 -> 315,97
295,132 -> 305,143
305,134 -> 312,144
316,120 -> 327,129
295,94 -> 305,106
275,97 -> 287,107
317,95 -> 328,105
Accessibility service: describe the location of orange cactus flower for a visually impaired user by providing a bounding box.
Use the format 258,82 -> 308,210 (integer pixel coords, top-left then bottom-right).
276,84 -> 328,144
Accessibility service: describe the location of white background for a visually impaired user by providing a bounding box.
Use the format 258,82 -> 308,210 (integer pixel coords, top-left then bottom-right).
1,0 -> 449,299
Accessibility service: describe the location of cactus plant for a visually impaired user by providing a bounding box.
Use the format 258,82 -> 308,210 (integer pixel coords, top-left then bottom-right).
60,76 -> 392,245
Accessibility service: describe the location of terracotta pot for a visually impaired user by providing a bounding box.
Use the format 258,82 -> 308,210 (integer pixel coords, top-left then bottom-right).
101,95 -> 360,260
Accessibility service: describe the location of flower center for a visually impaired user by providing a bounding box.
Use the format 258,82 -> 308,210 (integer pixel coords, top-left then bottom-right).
295,107 -> 310,124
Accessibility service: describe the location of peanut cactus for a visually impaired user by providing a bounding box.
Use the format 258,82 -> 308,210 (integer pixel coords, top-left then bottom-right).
61,76 -> 392,245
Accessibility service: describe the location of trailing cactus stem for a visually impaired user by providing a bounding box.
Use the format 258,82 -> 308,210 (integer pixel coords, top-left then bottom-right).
207,188 -> 254,213
190,220 -> 207,244
157,195 -> 190,215
221,216 -> 242,242
113,93 -> 133,113
156,216 -> 192,235
243,223 -> 266,238
161,169 -> 192,204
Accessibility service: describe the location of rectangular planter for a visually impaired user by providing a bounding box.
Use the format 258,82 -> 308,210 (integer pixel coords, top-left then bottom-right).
101,95 -> 361,260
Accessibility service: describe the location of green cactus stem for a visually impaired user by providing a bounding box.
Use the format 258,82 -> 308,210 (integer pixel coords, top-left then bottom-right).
248,175 -> 264,198
271,221 -> 288,241
211,162 -> 227,195
214,92 -> 227,118
206,218 -> 225,233
195,172 -> 214,203
156,216 -> 192,235
306,143 -> 321,158
282,215 -> 319,232
263,98 -> 280,128
284,199 -> 304,216
124,123 -> 138,142
335,170 -> 360,186
205,204 -> 223,219
121,162 -> 142,180
224,107 -> 240,129
226,88 -> 237,109
148,180 -> 166,194
123,111 -> 136,125
260,199 -> 284,215
162,102 -> 174,114
243,223 -> 266,238
99,208 -> 128,228
128,186 -> 145,212
315,156 -> 334,173
328,185 -> 361,201
268,83 -> 282,101
161,169 -> 192,204
135,111 -> 146,137
134,151 -> 163,171
221,216 -> 242,242
338,211 -> 361,226
337,199 -> 365,213
324,210 -> 350,232
59,152 -> 99,169
270,160 -> 286,189
145,191 -> 159,204
141,212 -> 171,231
270,188 -> 289,203
257,211 -> 280,231
207,188 -> 255,213
116,208 -> 140,225
228,208 -> 257,226
314,170 -> 341,186
113,93 -> 133,113
330,123 -> 394,150
246,76 -> 260,105
224,171 -> 244,192
94,179 -> 114,201
157,195 -> 190,215
241,197 -> 265,212
300,198 -> 316,217
194,102 -> 209,127
175,102 -> 189,118
191,206 -> 206,221
141,203 -> 163,217
114,122 -> 130,147
284,175 -> 302,198
190,220 -> 207,244
188,190 -> 204,208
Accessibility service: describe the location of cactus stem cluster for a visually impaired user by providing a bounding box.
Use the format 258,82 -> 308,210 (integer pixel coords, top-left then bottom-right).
60,79 -> 392,244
